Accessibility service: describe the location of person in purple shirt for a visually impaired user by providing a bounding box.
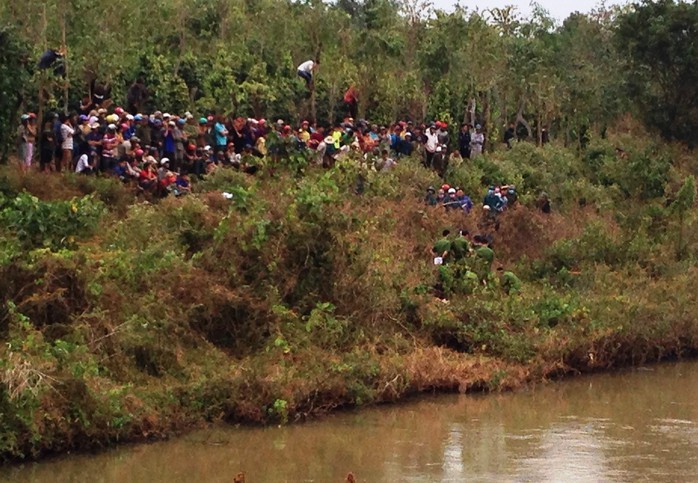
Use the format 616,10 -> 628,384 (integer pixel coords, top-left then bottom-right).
457,189 -> 473,213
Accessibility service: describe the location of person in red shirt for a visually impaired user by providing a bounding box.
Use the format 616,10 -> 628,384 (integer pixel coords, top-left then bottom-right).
343,85 -> 358,119
139,162 -> 157,193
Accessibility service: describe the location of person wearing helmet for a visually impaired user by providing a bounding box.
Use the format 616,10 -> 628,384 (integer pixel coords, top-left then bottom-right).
196,117 -> 208,149
135,114 -> 151,147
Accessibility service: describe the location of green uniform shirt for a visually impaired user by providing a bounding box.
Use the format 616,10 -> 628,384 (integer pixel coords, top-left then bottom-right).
451,237 -> 470,260
502,271 -> 522,294
475,246 -> 494,264
433,238 -> 451,256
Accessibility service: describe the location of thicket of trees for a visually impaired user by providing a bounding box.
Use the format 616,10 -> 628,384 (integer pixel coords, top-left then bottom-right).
1,0 -> 697,150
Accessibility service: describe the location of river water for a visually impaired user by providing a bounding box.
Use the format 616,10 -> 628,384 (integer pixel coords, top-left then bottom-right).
3,362 -> 698,482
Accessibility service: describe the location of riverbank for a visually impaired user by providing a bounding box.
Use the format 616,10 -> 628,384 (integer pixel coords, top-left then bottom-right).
1,134 -> 697,462
5,361 -> 697,482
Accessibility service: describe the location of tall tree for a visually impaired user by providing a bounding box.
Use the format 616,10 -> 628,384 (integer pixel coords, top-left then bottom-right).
616,0 -> 698,145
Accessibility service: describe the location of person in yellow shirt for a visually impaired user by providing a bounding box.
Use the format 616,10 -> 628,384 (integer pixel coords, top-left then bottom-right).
331,124 -> 343,149
298,120 -> 311,143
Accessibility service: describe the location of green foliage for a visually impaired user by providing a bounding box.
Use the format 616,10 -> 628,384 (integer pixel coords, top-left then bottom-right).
670,176 -> 696,259
0,193 -> 105,250
616,0 -> 698,145
0,25 -> 31,162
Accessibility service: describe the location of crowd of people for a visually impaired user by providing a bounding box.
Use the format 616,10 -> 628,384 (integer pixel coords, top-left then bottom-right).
425,183 -> 517,217
15,102 -> 491,185
15,97 -> 525,296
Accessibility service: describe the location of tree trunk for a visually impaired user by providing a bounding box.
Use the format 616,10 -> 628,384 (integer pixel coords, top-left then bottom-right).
483,90 -> 491,152
515,100 -> 532,139
61,6 -> 69,115
469,98 -> 477,127
310,85 -> 317,126
37,4 -> 47,136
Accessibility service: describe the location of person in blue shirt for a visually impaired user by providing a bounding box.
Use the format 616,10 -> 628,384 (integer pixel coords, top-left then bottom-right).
396,132 -> 414,157
457,189 -> 473,213
483,186 -> 503,212
163,121 -> 176,161
214,115 -> 229,157
113,158 -> 129,182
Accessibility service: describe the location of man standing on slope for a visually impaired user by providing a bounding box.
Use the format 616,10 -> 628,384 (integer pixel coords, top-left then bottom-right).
297,59 -> 318,89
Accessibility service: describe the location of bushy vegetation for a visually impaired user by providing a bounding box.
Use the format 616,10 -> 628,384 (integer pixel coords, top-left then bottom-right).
0,120 -> 697,461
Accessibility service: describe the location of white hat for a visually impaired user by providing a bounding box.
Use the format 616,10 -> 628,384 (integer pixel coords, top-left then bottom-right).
204,145 -> 212,151
436,146 -> 442,152
163,113 -> 171,118
160,158 -> 170,165
448,188 -> 456,194
126,114 -> 134,121
168,121 -> 175,127
107,123 -> 116,130
276,119 -> 284,125
90,122 -> 100,129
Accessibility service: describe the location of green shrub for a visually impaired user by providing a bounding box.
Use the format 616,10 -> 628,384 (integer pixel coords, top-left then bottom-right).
1,194 -> 105,251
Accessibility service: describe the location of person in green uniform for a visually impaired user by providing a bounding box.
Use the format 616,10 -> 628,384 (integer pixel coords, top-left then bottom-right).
472,235 -> 495,282
432,229 -> 452,263
497,267 -> 522,294
451,229 -> 471,261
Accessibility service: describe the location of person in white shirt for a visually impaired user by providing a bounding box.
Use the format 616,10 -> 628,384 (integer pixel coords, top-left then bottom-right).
424,124 -> 438,168
470,124 -> 485,157
60,115 -> 75,173
297,60 -> 317,88
75,153 -> 94,174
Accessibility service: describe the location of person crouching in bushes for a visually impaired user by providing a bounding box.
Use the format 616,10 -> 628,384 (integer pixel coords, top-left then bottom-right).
75,152 -> 96,175
138,161 -> 158,194
425,186 -> 438,206
240,144 -> 259,174
157,158 -> 177,196
126,150 -> 144,179
173,174 -> 191,196
114,157 -> 131,182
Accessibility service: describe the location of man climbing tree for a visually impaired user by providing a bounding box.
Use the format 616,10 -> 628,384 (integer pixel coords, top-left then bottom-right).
297,59 -> 318,90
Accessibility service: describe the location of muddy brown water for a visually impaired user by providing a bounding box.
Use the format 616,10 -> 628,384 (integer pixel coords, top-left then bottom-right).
3,362 -> 698,482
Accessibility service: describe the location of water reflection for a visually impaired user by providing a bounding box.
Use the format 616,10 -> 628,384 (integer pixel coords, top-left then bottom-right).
3,362 -> 698,482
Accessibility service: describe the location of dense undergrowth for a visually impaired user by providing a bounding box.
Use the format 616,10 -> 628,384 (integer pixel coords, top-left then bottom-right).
1,126 -> 697,462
